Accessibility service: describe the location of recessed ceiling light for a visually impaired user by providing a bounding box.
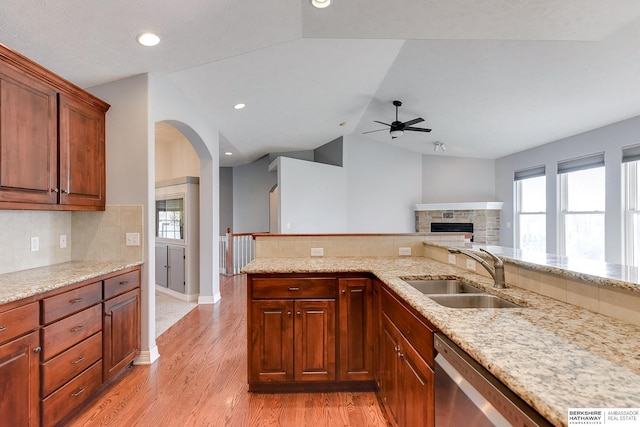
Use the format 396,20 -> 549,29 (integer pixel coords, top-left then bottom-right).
137,32 -> 160,47
224,152 -> 233,156
311,0 -> 330,8
234,103 -> 246,110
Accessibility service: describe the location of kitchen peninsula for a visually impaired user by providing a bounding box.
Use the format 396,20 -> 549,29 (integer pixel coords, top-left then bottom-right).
243,238 -> 640,427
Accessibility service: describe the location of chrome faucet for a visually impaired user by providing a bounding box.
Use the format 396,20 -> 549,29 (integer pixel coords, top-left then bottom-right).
448,247 -> 506,289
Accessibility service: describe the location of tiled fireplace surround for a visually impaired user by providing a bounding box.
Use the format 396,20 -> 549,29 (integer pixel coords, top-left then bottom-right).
415,208 -> 501,245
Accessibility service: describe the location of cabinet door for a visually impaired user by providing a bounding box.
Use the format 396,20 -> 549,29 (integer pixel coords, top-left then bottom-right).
58,94 -> 105,208
155,245 -> 168,287
338,278 -> 373,381
380,315 -> 401,427
249,300 -> 294,383
0,64 -> 57,205
372,279 -> 382,388
103,289 -> 140,380
400,336 -> 435,427
168,245 -> 185,293
0,331 -> 40,427
294,299 -> 336,382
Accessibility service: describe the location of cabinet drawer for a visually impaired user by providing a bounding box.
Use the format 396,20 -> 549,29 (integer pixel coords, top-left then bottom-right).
104,270 -> 140,300
0,302 -> 39,345
252,277 -> 336,299
382,287 -> 434,366
42,304 -> 102,361
41,332 -> 102,397
42,282 -> 102,324
42,360 -> 103,427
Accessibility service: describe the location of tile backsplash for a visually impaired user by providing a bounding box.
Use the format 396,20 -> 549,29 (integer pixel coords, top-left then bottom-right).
0,205 -> 143,275
0,210 -> 72,274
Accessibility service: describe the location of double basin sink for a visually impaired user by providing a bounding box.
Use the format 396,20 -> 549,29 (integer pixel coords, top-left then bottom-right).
402,279 -> 520,308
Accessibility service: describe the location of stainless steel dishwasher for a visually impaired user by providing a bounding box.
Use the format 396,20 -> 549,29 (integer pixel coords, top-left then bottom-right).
434,334 -> 552,427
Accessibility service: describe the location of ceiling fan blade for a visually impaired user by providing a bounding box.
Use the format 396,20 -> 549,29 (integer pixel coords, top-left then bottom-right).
362,128 -> 388,134
405,127 -> 432,133
373,120 -> 392,127
402,117 -> 424,127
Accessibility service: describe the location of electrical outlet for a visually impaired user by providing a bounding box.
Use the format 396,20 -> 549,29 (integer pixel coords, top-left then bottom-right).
466,259 -> 476,270
59,234 -> 67,249
125,232 -> 140,246
398,247 -> 411,256
448,254 -> 456,264
30,236 -> 39,252
310,247 -> 324,257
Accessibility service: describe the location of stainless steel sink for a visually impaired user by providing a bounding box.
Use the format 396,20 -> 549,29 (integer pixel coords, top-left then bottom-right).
403,279 -> 484,294
429,294 -> 521,308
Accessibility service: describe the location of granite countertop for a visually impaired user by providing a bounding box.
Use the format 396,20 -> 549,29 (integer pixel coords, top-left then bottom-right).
0,260 -> 144,305
243,257 -> 640,427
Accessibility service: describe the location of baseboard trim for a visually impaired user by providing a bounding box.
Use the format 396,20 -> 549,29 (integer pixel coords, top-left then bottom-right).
134,346 -> 160,365
198,292 -> 221,304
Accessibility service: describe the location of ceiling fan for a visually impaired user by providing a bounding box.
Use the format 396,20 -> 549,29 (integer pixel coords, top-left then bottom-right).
363,100 -> 431,139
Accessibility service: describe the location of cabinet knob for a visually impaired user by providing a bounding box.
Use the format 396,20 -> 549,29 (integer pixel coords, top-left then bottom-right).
341,290 -> 346,295
51,188 -> 59,193
33,346 -> 42,353
105,312 -> 112,317
62,189 -> 70,194
0,326 -> 5,332
296,311 -> 301,316
287,311 -> 292,316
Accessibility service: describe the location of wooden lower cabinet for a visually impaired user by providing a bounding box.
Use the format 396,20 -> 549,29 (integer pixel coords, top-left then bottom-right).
103,288 -> 140,380
250,298 -> 336,384
379,287 -> 436,427
338,278 -> 373,382
0,331 -> 40,427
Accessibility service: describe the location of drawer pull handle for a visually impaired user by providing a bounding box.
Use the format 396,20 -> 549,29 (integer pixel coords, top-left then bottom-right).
288,287 -> 300,291
0,326 -> 5,332
71,356 -> 85,365
71,387 -> 85,397
119,281 -> 129,286
71,325 -> 85,333
70,298 -> 85,304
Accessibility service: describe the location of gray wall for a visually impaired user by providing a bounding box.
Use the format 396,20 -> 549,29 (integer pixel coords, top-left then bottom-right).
422,155 -> 496,203
232,156 -> 276,233
314,137 -> 343,166
495,115 -> 640,263
219,167 -> 233,234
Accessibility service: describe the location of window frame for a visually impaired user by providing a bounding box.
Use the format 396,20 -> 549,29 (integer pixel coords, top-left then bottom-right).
624,161 -> 639,266
514,174 -> 546,252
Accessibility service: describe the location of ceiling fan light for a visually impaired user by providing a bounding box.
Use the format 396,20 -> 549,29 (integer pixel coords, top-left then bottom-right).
390,129 -> 404,138
311,0 -> 331,8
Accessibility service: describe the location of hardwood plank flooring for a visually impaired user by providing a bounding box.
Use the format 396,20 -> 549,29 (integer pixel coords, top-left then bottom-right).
66,274 -> 388,427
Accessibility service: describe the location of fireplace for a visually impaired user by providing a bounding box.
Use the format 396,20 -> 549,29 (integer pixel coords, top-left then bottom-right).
415,202 -> 503,245
430,222 -> 474,241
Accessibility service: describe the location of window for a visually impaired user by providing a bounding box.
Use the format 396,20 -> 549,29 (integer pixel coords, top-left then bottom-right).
623,144 -> 640,266
156,197 -> 185,240
514,166 -> 546,253
558,153 -> 605,261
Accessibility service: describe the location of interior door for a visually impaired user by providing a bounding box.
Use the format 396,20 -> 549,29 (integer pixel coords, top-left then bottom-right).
155,245 -> 168,287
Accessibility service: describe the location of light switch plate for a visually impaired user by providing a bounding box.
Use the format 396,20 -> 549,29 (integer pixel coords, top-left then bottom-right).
30,236 -> 39,252
59,234 -> 67,249
311,247 -> 324,257
466,259 -> 476,270
398,247 -> 411,256
125,232 -> 140,246
448,254 -> 456,264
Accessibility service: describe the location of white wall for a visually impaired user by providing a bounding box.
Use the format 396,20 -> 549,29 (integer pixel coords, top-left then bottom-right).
495,115 -> 640,263
344,135 -> 422,232
276,156 -> 347,233
232,156 -> 275,233
89,73 -> 221,366
422,155 -> 496,203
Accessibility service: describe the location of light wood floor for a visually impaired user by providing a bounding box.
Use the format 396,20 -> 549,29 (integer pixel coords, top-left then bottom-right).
66,274 -> 389,427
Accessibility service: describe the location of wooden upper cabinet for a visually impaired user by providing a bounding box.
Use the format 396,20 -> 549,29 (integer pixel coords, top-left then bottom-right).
0,44 -> 109,211
0,63 -> 57,204
58,94 -> 105,208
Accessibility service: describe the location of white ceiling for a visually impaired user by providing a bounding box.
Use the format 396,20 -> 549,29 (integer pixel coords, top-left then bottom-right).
2,0 -> 640,166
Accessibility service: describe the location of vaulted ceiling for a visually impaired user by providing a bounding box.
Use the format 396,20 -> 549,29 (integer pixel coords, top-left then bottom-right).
2,1 -> 640,166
